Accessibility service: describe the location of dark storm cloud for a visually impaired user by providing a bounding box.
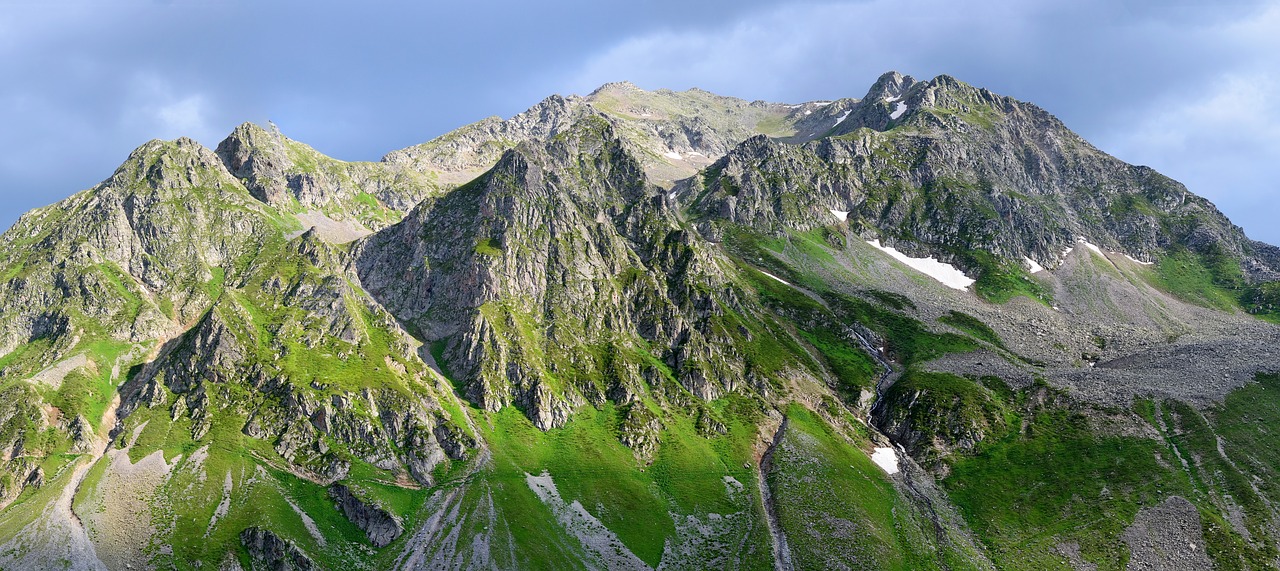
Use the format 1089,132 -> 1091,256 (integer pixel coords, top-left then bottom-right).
2,0 -> 1278,244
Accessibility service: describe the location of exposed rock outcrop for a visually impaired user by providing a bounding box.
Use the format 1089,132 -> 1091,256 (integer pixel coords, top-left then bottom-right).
329,484 -> 404,547
240,527 -> 315,571
685,72 -> 1278,282
215,122 -> 437,229
357,116 -> 775,430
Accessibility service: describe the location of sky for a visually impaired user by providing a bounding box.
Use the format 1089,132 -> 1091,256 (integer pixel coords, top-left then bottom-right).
2,0 -> 1278,243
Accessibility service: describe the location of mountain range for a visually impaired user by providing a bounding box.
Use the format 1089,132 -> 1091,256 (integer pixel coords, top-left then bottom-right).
1,71 -> 1279,570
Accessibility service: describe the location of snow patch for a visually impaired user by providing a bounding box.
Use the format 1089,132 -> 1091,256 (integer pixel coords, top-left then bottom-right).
890,102 -> 909,119
833,110 -> 852,126
829,209 -> 849,222
1123,253 -> 1154,266
867,239 -> 975,290
667,191 -> 677,200
804,109 -> 812,115
760,270 -> 792,287
663,151 -> 682,160
884,96 -> 900,103
1024,257 -> 1045,274
871,447 -> 899,475
1079,238 -> 1104,256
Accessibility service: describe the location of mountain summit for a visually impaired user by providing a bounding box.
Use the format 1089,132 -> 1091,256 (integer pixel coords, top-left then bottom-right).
0,73 -> 1278,570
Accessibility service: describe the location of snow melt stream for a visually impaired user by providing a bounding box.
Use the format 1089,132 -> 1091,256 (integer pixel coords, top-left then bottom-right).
867,240 -> 975,290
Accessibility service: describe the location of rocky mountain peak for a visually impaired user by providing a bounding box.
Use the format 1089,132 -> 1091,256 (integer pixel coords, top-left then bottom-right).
217,121 -> 285,159
354,113 -> 760,429
864,70 -> 917,102
589,80 -> 643,96
504,93 -> 594,141
106,136 -> 238,194
214,121 -> 292,203
213,121 -> 436,229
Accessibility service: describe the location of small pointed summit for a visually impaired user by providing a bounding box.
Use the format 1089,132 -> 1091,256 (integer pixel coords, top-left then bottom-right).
214,122 -> 292,204
863,71 -> 917,103
218,122 -> 279,152
267,120 -> 287,143
589,81 -> 643,96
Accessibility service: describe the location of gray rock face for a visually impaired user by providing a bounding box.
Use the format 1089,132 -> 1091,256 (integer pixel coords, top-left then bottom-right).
2,71 -> 1280,570
240,527 -> 315,571
22,190 -> 472,488
357,116 -> 775,430
215,122 -> 438,228
382,80 -> 825,188
872,374 -> 1010,468
684,73 -> 1277,281
0,384 -> 45,505
328,484 -> 404,547
115,231 -> 471,485
0,137 -> 273,360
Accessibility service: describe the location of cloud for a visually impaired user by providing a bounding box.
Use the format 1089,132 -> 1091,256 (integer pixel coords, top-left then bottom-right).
1091,2 -> 1280,242
565,1 -> 945,99
1101,72 -> 1280,240
155,95 -> 208,136
1112,74 -> 1280,157
121,73 -> 214,143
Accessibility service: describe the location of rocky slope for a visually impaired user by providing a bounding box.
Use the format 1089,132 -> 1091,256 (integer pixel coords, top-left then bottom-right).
0,72 -> 1278,570
357,116 -> 787,432
216,122 -> 438,234
684,72 -> 1275,285
382,80 -> 849,188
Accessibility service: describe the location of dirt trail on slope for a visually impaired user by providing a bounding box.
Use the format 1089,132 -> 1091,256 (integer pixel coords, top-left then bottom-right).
757,416 -> 793,571
82,420 -> 177,571
0,394 -> 120,570
60,394 -> 121,561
